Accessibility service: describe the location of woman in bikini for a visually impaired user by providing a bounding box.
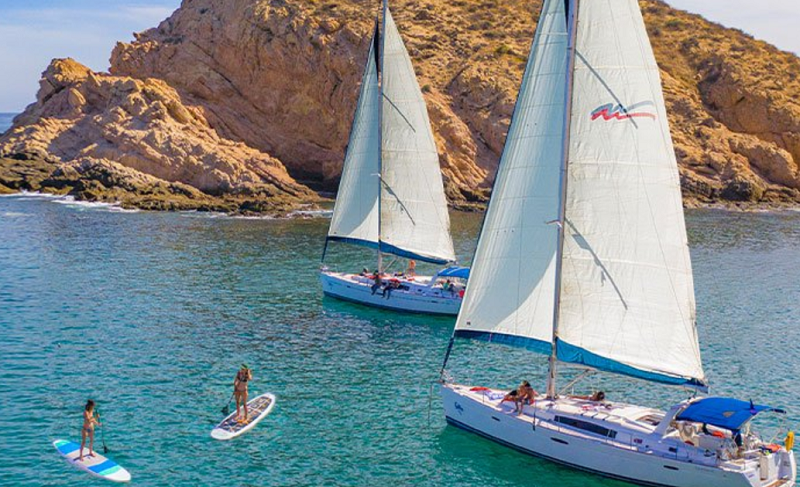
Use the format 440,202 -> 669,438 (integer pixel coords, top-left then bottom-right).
234,365 -> 253,423
78,399 -> 101,462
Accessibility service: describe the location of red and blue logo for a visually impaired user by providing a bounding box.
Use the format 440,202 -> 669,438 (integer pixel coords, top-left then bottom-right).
591,101 -> 656,121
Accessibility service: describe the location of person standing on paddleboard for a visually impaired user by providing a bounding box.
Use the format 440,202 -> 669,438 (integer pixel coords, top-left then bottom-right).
234,365 -> 252,423
78,399 -> 101,462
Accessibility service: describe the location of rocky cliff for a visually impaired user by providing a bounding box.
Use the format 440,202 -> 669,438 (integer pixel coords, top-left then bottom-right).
2,0 -> 799,210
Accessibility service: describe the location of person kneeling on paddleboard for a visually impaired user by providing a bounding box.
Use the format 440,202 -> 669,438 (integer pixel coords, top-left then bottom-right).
234,365 -> 252,423
79,399 -> 101,462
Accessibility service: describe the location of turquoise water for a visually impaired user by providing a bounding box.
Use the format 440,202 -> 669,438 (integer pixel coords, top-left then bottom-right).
0,194 -> 798,486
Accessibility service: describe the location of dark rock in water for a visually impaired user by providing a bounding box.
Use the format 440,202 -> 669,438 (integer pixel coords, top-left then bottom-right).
721,178 -> 765,202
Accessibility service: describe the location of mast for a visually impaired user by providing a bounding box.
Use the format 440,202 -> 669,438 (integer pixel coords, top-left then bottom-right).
546,0 -> 579,399
377,0 -> 387,272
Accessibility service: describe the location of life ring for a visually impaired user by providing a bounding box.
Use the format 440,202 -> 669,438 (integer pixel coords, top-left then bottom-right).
470,386 -> 490,392
786,431 -> 795,451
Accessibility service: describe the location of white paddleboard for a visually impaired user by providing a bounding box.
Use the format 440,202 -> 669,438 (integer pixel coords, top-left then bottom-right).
53,439 -> 131,483
211,392 -> 276,440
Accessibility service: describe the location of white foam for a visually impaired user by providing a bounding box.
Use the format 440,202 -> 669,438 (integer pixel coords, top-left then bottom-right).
52,196 -> 130,212
288,209 -> 333,218
0,190 -> 68,200
0,191 -> 139,213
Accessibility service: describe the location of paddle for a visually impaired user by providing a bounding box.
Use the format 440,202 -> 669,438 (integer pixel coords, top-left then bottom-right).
221,393 -> 234,416
96,410 -> 109,454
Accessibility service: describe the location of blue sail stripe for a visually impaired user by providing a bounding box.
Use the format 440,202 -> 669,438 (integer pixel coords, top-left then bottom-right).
326,236 -> 453,265
326,236 -> 379,251
377,242 -> 452,265
454,330 -> 552,356
556,340 -> 709,392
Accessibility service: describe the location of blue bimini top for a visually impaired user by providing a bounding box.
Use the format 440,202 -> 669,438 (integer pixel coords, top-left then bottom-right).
676,397 -> 785,432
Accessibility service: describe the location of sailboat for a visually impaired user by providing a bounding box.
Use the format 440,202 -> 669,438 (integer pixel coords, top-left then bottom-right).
320,0 -> 467,316
439,0 -> 796,486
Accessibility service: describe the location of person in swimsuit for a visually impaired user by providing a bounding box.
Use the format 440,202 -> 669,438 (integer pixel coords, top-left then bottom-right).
234,364 -> 253,423
501,381 -> 537,415
371,271 -> 382,295
78,399 -> 101,462
574,390 -> 606,402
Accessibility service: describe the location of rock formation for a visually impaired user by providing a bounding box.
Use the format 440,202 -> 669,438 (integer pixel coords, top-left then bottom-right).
2,0 -> 800,210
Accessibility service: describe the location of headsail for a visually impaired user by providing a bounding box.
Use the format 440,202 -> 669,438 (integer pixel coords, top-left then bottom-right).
556,0 -> 705,388
379,7 -> 455,265
453,0 -> 568,352
327,21 -> 382,249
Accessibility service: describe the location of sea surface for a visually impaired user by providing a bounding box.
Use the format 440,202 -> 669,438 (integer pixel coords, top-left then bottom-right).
0,112 -> 16,133
0,194 -> 798,486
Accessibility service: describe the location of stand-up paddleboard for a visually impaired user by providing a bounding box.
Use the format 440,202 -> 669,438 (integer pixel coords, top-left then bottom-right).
211,393 -> 276,440
53,439 -> 131,483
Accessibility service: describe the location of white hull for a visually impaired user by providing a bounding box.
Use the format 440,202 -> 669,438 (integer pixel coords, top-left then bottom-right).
441,384 -> 796,487
320,271 -> 462,316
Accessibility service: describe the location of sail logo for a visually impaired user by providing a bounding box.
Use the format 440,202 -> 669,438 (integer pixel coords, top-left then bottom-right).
591,101 -> 657,121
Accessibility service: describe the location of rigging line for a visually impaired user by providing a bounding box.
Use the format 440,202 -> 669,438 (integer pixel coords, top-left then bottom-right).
574,51 -> 640,130
376,173 -> 416,225
548,0 -> 579,399
381,92 -> 417,132
565,224 -> 628,312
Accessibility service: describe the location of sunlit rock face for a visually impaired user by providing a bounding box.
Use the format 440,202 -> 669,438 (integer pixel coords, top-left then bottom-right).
3,0 -> 800,208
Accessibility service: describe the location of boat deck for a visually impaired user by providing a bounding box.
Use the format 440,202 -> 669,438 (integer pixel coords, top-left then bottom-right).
452,384 -> 662,435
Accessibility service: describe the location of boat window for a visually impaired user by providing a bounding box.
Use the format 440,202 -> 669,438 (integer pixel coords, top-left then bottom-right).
554,416 -> 617,439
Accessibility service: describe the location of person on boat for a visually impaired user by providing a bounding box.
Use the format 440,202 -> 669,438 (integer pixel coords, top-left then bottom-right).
78,399 -> 101,462
501,381 -> 537,414
406,259 -> 416,277
360,267 -> 370,277
574,390 -> 606,402
384,278 -> 400,299
371,271 -> 382,295
234,364 -> 252,423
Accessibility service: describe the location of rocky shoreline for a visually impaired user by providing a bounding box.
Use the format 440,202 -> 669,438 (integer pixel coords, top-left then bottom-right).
3,154 -> 797,216
2,0 -> 799,213
0,155 -> 323,216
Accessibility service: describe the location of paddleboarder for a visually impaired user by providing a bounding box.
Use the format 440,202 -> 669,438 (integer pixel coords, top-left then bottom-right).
78,399 -> 101,462
234,365 -> 253,423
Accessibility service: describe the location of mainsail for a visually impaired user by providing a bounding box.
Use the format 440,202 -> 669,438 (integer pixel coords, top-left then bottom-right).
453,0 -> 567,353
452,0 -> 706,390
326,5 -> 455,265
379,8 -> 455,264
556,0 -> 704,387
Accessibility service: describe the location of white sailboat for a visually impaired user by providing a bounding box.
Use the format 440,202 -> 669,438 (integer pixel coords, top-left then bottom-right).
320,1 -> 466,316
440,0 -> 797,485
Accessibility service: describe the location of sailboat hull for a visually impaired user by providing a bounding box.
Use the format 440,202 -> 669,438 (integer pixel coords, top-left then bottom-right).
441,385 -> 796,487
320,271 -> 462,315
